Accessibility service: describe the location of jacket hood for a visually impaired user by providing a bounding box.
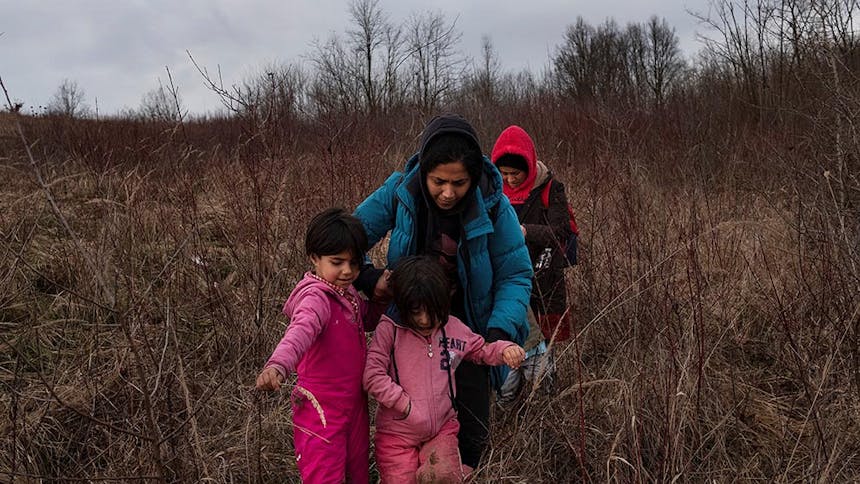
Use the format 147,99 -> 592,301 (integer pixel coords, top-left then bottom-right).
534,160 -> 550,188
282,272 -> 345,317
491,125 -> 538,205
419,114 -> 482,160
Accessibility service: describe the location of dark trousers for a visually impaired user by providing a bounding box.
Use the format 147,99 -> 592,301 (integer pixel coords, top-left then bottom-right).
454,360 -> 491,468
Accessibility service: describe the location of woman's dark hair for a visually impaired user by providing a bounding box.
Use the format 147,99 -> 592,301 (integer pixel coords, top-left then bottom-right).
390,256 -> 451,329
420,133 -> 483,183
494,153 -> 529,173
305,207 -> 368,261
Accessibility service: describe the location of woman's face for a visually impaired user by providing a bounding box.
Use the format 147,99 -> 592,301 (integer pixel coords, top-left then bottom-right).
499,167 -> 527,188
425,161 -> 472,210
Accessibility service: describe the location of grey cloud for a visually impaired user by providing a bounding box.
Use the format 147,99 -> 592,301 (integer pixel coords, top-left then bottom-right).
0,0 -> 712,114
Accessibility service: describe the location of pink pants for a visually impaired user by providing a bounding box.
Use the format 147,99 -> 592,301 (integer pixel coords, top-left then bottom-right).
292,390 -> 369,483
375,418 -> 463,484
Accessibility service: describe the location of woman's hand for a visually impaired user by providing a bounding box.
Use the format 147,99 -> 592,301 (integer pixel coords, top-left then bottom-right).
255,367 -> 284,391
502,345 -> 526,369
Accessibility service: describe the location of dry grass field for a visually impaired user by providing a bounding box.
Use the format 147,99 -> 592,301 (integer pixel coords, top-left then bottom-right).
0,82 -> 858,483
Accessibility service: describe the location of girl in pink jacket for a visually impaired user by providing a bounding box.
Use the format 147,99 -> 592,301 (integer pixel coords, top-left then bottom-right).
256,208 -> 384,483
364,256 -> 526,483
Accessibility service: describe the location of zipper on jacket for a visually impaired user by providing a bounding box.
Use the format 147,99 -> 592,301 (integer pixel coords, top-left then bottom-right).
408,193 -> 418,256
457,227 -> 480,333
392,180 -> 418,257
424,332 -> 436,440
416,331 -> 438,439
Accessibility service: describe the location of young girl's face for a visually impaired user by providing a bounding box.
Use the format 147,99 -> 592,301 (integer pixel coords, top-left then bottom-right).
409,307 -> 438,336
310,250 -> 359,289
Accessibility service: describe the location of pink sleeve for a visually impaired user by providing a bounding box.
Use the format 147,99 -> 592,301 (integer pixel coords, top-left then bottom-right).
264,289 -> 330,378
363,319 -> 410,415
461,327 -> 514,366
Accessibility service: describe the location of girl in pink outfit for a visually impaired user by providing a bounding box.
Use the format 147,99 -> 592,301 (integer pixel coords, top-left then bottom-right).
256,208 -> 384,484
364,257 -> 526,483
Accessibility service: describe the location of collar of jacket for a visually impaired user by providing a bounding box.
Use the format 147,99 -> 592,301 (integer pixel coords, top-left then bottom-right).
386,305 -> 449,334
283,271 -> 361,317
533,160 -> 550,188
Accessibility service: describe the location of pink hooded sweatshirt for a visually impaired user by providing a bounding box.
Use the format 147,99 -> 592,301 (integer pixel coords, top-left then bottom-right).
266,272 -> 382,397
364,314 -> 515,442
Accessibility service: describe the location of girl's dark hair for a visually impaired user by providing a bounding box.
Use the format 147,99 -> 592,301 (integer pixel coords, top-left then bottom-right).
305,207 -> 368,260
390,256 -> 451,330
420,133 -> 483,183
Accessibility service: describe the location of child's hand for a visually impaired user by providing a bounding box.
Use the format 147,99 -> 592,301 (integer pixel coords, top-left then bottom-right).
503,345 -> 526,369
255,367 -> 284,391
373,269 -> 393,302
394,400 -> 411,420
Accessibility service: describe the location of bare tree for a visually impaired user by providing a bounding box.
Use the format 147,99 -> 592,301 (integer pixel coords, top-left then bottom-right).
308,34 -> 364,115
46,78 -> 89,117
694,0 -> 789,105
139,84 -> 176,122
811,0 -> 859,56
237,62 -> 308,122
625,22 -> 650,103
499,69 -> 544,107
554,17 -> 598,99
554,17 -> 631,102
405,11 -> 465,112
139,78 -> 184,123
644,16 -> 685,106
347,0 -> 402,113
381,20 -> 409,109
592,19 -> 631,100
307,0 -> 404,115
473,35 -> 502,104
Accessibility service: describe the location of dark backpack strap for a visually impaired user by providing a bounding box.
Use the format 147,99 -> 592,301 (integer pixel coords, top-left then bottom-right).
390,327 -> 400,385
540,179 -> 553,208
440,326 -> 458,412
540,179 -> 579,236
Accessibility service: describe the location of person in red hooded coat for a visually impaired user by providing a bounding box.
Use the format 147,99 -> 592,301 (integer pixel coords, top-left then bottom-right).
491,125 -> 573,399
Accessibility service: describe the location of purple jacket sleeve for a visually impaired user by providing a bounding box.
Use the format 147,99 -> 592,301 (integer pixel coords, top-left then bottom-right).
264,290 -> 330,379
462,327 -> 515,366
363,320 -> 411,415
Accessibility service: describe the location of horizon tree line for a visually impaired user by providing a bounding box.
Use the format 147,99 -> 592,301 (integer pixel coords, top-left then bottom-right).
24,0 -> 859,123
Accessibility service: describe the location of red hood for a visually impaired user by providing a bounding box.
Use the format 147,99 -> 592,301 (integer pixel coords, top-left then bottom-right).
491,125 -> 537,204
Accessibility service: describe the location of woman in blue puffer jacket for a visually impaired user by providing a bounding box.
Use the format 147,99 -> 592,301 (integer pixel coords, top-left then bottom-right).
353,114 -> 533,474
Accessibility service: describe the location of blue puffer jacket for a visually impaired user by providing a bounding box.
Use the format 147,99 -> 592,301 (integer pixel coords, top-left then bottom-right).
354,152 -> 533,350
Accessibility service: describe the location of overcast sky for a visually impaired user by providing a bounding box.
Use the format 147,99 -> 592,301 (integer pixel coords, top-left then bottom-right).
1,0 -> 714,116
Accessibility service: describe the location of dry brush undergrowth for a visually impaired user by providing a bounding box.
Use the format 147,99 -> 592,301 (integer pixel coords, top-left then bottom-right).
0,102 -> 858,483
481,102 -> 860,482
